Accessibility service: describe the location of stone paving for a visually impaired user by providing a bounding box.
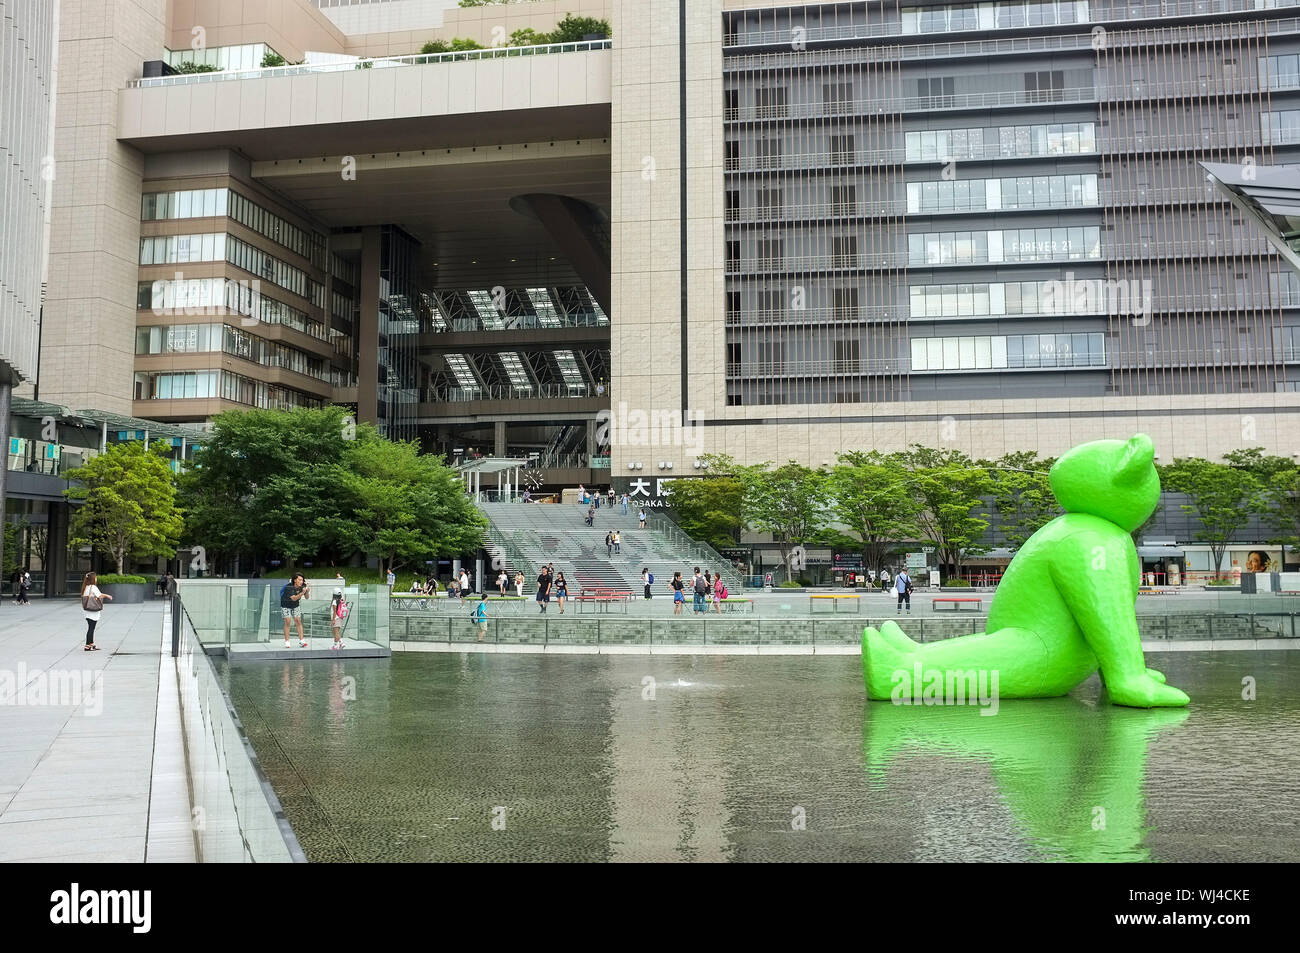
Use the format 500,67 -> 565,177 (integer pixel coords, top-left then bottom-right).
0,599 -> 192,862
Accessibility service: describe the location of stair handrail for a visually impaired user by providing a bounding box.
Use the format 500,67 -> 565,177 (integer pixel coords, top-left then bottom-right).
644,511 -> 747,591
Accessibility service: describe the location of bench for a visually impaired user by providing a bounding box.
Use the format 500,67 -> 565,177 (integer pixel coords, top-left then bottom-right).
574,590 -> 630,614
933,597 -> 982,612
719,597 -> 753,614
810,593 -> 861,614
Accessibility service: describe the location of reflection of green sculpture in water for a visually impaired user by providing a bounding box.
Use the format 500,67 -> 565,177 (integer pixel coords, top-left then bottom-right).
863,434 -> 1190,707
863,700 -> 1188,861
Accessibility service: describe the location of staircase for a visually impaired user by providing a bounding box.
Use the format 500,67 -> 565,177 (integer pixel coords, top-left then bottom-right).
477,502 -> 745,595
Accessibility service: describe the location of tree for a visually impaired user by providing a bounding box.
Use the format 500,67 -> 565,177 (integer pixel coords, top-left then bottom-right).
420,40 -> 450,54
1160,457 -> 1265,579
827,450 -> 921,577
330,431 -> 485,576
1225,448 -> 1297,552
508,28 -> 549,46
179,406 -> 354,569
449,37 -> 485,51
260,51 -> 287,67
899,446 -> 993,578
65,443 -> 183,574
548,14 -> 612,42
987,450 -> 1060,551
738,461 -> 830,581
663,454 -> 746,550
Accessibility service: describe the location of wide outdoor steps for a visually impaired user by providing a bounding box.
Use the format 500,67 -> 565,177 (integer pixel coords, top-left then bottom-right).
479,502 -> 736,596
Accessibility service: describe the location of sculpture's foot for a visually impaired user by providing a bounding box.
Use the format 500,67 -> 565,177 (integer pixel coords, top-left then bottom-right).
861,622 -> 919,700
1105,673 -> 1189,708
1146,667 -> 1166,684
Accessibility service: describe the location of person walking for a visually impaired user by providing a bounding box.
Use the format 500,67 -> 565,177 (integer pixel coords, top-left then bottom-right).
713,572 -> 726,613
638,508 -> 647,529
621,493 -> 629,515
19,569 -> 31,605
386,567 -> 396,591
497,570 -> 509,596
594,491 -> 601,509
472,594 -> 489,641
514,570 -> 525,598
671,572 -> 685,614
605,530 -> 613,557
536,567 -> 552,613
458,568 -> 470,602
578,483 -> 586,505
555,572 -> 568,613
608,487 -> 615,509
329,588 -> 349,650
880,568 -> 891,593
895,568 -> 912,614
642,567 -> 652,599
585,504 -> 595,527
80,572 -> 112,651
280,573 -> 310,647
613,530 -> 622,555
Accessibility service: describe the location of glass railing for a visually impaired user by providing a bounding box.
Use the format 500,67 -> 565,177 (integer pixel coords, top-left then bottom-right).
644,512 -> 747,592
173,597 -> 304,861
128,40 -> 612,88
387,609 -> 1300,647
178,579 -> 390,653
429,313 -> 609,333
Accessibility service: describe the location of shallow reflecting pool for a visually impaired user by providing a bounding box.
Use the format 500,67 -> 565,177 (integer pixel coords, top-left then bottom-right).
223,651 -> 1300,862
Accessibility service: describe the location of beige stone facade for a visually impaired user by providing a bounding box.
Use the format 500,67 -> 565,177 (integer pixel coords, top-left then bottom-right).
39,0 -> 168,413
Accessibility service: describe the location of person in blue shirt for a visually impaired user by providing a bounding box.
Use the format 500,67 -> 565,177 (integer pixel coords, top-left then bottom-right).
895,569 -> 912,613
472,595 -> 488,641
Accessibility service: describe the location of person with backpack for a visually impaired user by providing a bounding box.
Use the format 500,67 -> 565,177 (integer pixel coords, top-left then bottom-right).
714,572 -> 727,613
693,568 -> 709,614
329,588 -> 350,650
81,572 -> 112,651
642,567 -> 653,599
281,573 -> 310,647
895,568 -> 912,613
471,594 -> 489,641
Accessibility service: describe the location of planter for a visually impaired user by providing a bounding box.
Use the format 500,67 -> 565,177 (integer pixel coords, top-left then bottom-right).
98,583 -> 153,604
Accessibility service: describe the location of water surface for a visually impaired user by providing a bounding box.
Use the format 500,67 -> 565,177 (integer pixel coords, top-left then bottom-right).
224,651 -> 1300,862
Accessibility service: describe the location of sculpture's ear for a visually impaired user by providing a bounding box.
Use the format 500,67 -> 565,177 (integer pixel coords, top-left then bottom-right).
1116,433 -> 1155,486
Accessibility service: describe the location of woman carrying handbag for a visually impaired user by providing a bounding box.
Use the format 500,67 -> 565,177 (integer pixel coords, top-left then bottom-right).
81,572 -> 113,651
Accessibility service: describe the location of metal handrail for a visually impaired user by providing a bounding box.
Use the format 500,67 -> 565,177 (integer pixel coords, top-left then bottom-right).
127,39 -> 612,88
644,512 -> 747,591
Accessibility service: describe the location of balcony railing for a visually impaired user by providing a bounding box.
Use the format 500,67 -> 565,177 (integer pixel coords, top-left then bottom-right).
723,2 -> 1298,48
429,313 -> 609,333
426,382 -> 604,403
127,39 -> 612,88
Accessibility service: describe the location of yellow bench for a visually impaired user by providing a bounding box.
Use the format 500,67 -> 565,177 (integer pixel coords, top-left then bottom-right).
809,593 -> 862,614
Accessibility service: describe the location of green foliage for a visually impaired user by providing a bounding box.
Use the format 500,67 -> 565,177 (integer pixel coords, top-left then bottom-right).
1161,457 -> 1265,579
180,407 -> 484,575
1225,448 -> 1300,550
449,37 -> 485,51
97,574 -> 150,585
547,14 -> 612,41
941,578 -> 972,587
260,51 -> 287,67
987,450 -> 1060,550
420,40 -> 450,54
663,454 -> 745,549
735,460 -> 830,582
172,61 -> 220,73
828,450 -> 921,577
898,446 -> 993,576
778,580 -> 803,588
1206,577 -> 1239,586
508,28 -> 548,46
65,442 -> 183,574
3,519 -> 24,578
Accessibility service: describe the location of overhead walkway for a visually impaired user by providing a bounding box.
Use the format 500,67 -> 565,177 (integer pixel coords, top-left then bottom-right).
478,502 -> 745,596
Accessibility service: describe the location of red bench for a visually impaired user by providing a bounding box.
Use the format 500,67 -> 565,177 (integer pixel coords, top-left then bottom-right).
575,589 -> 631,614
933,597 -> 982,612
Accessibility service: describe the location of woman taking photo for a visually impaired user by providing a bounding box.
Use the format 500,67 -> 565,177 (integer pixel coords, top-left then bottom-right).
81,572 -> 113,651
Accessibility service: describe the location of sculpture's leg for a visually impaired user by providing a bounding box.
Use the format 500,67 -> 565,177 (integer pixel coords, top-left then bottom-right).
863,623 -> 1082,700
1050,540 -> 1189,708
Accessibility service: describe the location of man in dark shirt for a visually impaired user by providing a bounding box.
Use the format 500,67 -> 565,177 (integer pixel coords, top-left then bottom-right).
536,569 -> 552,613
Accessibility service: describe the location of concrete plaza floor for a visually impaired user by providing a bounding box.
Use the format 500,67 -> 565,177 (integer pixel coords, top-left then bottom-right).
0,599 -> 193,862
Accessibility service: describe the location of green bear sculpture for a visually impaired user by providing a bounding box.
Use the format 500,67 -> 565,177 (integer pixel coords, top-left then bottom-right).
863,434 -> 1190,708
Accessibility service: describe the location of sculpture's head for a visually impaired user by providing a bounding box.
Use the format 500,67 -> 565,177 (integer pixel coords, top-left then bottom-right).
1048,434 -> 1160,532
